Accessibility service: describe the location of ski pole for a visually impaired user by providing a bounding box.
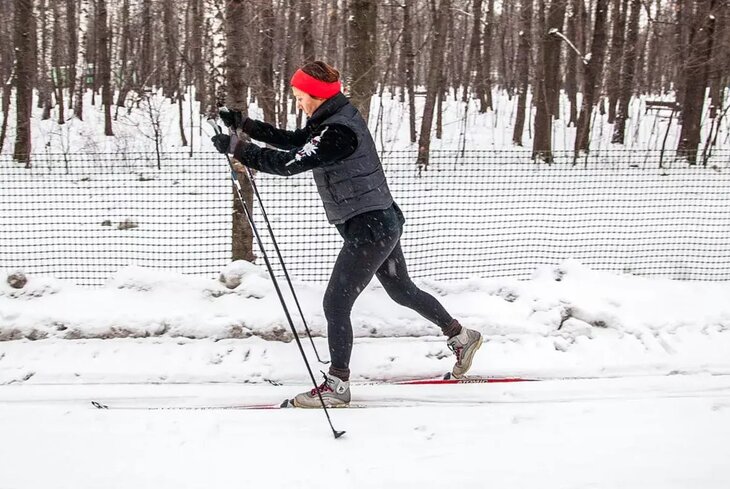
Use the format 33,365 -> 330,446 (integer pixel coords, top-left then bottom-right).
208,119 -> 345,439
217,109 -> 329,365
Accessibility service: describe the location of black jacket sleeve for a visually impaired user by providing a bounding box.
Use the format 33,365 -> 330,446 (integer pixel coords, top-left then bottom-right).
233,123 -> 358,176
241,118 -> 310,150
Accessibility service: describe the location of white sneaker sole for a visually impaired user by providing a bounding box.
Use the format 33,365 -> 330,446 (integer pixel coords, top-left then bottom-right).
291,397 -> 351,409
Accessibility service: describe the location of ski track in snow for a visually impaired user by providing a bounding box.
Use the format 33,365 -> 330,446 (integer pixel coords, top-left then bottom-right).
2,374 -> 729,410
1,375 -> 729,489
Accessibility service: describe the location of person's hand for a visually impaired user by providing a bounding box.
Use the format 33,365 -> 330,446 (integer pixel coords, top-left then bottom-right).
211,132 -> 239,154
218,108 -> 247,130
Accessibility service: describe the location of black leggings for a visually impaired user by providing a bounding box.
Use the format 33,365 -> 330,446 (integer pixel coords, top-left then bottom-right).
323,228 -> 454,371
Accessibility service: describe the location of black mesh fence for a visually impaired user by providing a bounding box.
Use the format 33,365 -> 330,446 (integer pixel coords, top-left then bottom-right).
2,149 -> 729,286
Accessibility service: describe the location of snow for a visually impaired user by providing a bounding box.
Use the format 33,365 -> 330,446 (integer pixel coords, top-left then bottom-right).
2,260 -> 730,383
2,88 -> 730,487
1,376 -> 729,488
2,260 -> 730,487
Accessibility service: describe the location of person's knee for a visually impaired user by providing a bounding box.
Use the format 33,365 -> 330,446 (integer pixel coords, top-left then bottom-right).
323,290 -> 354,321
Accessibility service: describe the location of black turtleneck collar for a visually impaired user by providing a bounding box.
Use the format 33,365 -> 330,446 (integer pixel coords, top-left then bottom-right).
306,92 -> 349,129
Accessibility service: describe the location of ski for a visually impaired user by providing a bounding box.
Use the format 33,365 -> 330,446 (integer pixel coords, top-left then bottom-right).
89,374 -> 537,411
91,400 -> 285,410
364,372 -> 537,385
92,399 -> 382,410
263,373 -> 537,386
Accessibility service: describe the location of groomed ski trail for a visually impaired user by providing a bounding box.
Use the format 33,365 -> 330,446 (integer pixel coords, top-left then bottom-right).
3,373 -> 728,412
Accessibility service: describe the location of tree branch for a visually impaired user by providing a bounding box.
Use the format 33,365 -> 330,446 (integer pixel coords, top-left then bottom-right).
548,29 -> 588,65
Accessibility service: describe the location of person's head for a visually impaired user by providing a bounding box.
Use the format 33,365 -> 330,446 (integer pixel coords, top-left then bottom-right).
290,61 -> 341,117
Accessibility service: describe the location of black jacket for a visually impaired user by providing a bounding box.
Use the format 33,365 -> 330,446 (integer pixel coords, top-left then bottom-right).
233,94 -> 359,176
235,94 -> 404,244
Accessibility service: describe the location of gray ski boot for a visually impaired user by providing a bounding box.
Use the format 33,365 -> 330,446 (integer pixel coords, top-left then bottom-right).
291,373 -> 351,408
447,327 -> 483,378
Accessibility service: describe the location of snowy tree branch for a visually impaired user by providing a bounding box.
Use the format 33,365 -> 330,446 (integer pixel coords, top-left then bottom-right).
548,29 -> 588,65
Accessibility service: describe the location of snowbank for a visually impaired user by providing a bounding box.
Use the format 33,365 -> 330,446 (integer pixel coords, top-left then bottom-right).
2,261 -> 729,384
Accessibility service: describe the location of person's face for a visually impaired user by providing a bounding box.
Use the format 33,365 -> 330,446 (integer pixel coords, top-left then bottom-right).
292,87 -> 325,117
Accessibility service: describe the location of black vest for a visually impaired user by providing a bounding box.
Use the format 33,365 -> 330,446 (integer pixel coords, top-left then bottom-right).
311,101 -> 393,224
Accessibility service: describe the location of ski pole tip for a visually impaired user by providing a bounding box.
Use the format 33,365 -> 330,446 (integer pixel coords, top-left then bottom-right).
333,430 -> 346,439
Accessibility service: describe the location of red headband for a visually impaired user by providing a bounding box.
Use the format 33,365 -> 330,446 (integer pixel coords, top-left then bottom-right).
290,69 -> 341,99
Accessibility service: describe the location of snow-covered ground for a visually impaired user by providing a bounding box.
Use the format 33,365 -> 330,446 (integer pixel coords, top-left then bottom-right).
1,375 -> 729,488
2,260 -> 730,487
2,260 -> 730,382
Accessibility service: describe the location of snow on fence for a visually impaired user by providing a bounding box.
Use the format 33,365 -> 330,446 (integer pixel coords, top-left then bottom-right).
1,149 -> 729,286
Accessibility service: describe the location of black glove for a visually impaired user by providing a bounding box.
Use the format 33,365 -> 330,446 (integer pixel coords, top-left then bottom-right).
211,132 -> 239,154
218,108 -> 247,130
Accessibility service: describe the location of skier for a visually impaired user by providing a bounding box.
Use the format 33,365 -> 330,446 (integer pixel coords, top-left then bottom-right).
211,61 -> 482,407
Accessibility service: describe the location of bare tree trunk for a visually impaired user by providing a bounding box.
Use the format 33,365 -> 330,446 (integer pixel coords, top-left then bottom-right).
115,0 -> 132,109
14,0 -> 34,166
677,0 -> 718,164
674,0 -> 692,111
226,0 -> 255,263
534,0 -> 564,162
301,0 -> 315,62
281,0 -> 301,126
141,0 -> 154,87
97,0 -> 113,136
191,0 -> 205,113
546,0 -> 567,118
258,0 -> 276,123
205,0 -> 225,116
462,0 -> 484,103
436,75 -> 444,139
416,0 -> 450,170
177,94 -> 188,146
499,1 -> 516,95
533,0 -> 550,160
634,11 -> 649,93
575,0 -> 609,154
0,9 -> 13,153
611,0 -> 640,144
280,0 -> 297,128
403,0 -> 417,143
38,0 -> 52,120
577,0 -> 587,90
66,0 -> 77,109
707,3 -> 726,118
89,3 -> 98,106
325,0 -> 340,63
163,0 -> 179,99
645,0 -> 661,94
52,0 -> 65,124
0,71 -> 12,154
339,1 -> 348,72
226,1 -> 248,114
513,0 -> 533,145
481,0 -> 495,112
73,0 -> 89,120
445,3 -> 458,97
606,0 -> 627,123
347,0 -> 378,122
566,0 -> 579,125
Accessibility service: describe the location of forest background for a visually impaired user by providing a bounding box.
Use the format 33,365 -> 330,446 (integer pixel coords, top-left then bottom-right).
3,0 -> 729,164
